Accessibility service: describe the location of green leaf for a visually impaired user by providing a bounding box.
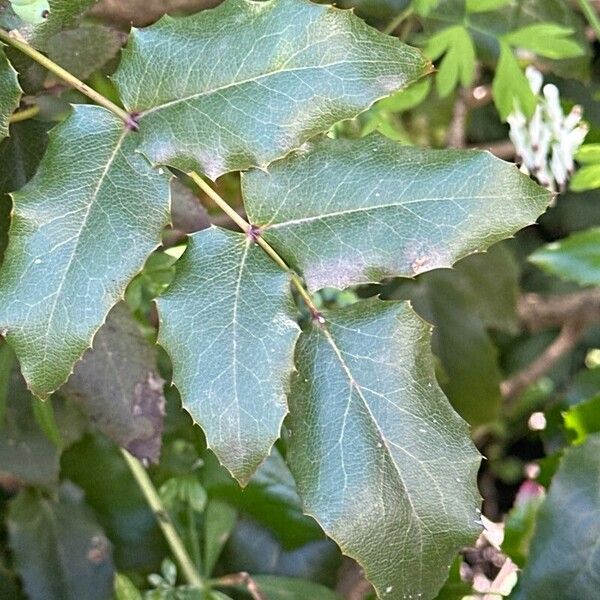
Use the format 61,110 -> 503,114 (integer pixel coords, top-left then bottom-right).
570,164 -> 600,191
413,0 -> 440,17
0,106 -> 170,399
465,0 -> 509,13
243,134 -> 551,291
287,299 -> 481,600
563,395 -> 600,445
425,26 -> 475,97
576,144 -> 600,164
513,434 -> 600,600
529,227 -> 600,286
0,47 -> 21,142
32,0 -> 97,49
204,499 -> 237,576
61,302 -> 166,464
8,482 -> 115,600
9,0 -> 48,24
113,0 -> 431,178
114,573 -> 143,600
244,576 -> 340,600
157,227 -> 299,484
502,23 -> 584,60
492,42 -> 537,120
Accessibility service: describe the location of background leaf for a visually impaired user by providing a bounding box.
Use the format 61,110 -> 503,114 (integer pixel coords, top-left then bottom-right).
8,482 -> 115,600
513,434 -> 600,599
61,302 -> 166,464
0,46 -> 21,141
288,299 -> 481,600
157,227 -> 299,484
0,105 -> 170,398
243,134 -> 551,291
113,0 -> 431,178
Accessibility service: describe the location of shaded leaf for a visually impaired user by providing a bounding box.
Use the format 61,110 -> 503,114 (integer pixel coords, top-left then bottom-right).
157,227 -> 299,484
8,482 -> 114,600
513,434 -> 600,600
204,499 -> 237,576
170,179 -> 210,235
113,0 -> 431,178
62,302 -> 166,464
0,46 -> 21,142
563,395 -> 600,445
243,134 -> 551,291
46,23 -> 122,80
31,0 -> 97,49
529,227 -> 600,286
287,299 -> 481,600
0,105 -> 170,398
465,0 -> 509,13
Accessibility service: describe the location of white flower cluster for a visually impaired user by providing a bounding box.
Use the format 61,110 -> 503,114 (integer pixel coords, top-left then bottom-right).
508,66 -> 588,192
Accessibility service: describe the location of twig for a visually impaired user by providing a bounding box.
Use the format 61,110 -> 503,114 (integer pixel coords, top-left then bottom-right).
576,0 -> 600,40
500,319 -> 585,401
383,6 -> 414,35
211,572 -> 267,600
8,105 -> 40,123
120,449 -> 203,588
446,88 -> 469,149
500,289 -> 600,401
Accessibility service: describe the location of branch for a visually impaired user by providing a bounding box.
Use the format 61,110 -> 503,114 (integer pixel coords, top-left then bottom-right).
446,88 -> 469,149
212,572 -> 267,600
500,290 -> 600,401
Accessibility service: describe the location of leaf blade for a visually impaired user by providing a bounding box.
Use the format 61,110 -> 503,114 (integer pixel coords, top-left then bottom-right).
0,46 -> 21,142
287,299 -> 481,600
243,134 -> 551,291
113,0 -> 431,178
0,106 -> 170,398
157,227 -> 300,484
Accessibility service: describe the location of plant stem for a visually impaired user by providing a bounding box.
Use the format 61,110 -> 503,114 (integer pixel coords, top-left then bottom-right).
120,449 -> 203,588
384,5 -> 414,35
189,172 -> 323,320
577,0 -> 600,40
0,29 -> 132,124
9,104 -> 40,123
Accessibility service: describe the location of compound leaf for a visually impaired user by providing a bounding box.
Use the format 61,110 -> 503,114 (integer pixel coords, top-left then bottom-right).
0,105 -> 170,398
243,134 -> 551,291
113,0 -> 431,179
157,226 -> 299,485
0,46 -> 21,142
287,299 -> 481,600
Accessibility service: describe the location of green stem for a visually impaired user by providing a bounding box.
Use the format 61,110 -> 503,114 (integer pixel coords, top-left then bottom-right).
9,105 -> 40,123
0,29 -> 132,125
121,449 -> 203,588
384,5 -> 414,35
187,503 -> 202,572
189,172 -> 323,320
577,0 -> 600,40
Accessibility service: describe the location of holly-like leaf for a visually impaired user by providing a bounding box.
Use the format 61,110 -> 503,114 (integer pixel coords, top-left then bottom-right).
157,227 -> 300,484
513,434 -> 600,600
0,46 -> 21,142
529,227 -> 600,286
243,134 -> 551,291
8,482 -> 114,600
61,302 -> 166,464
0,105 -> 170,399
32,0 -> 97,49
287,299 -> 481,600
113,0 -> 431,179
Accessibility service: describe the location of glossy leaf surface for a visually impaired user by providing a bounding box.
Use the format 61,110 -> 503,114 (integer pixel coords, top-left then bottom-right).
113,0 -> 430,178
287,299 -> 481,600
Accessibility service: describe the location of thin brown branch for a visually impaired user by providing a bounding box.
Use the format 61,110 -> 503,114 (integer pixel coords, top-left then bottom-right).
500,289 -> 600,401
501,319 -> 585,401
446,88 -> 470,149
212,572 -> 267,600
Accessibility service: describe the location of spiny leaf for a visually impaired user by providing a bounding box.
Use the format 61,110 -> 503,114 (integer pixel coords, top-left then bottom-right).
61,302 -> 166,464
529,227 -> 600,286
243,134 -> 551,291
287,299 -> 481,600
31,0 -> 98,49
8,482 -> 114,600
113,0 -> 431,179
0,46 -> 21,142
513,434 -> 600,600
157,227 -> 299,484
0,105 -> 170,399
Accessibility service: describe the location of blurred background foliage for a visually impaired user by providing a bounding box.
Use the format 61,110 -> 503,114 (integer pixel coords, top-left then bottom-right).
1,0 -> 600,599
